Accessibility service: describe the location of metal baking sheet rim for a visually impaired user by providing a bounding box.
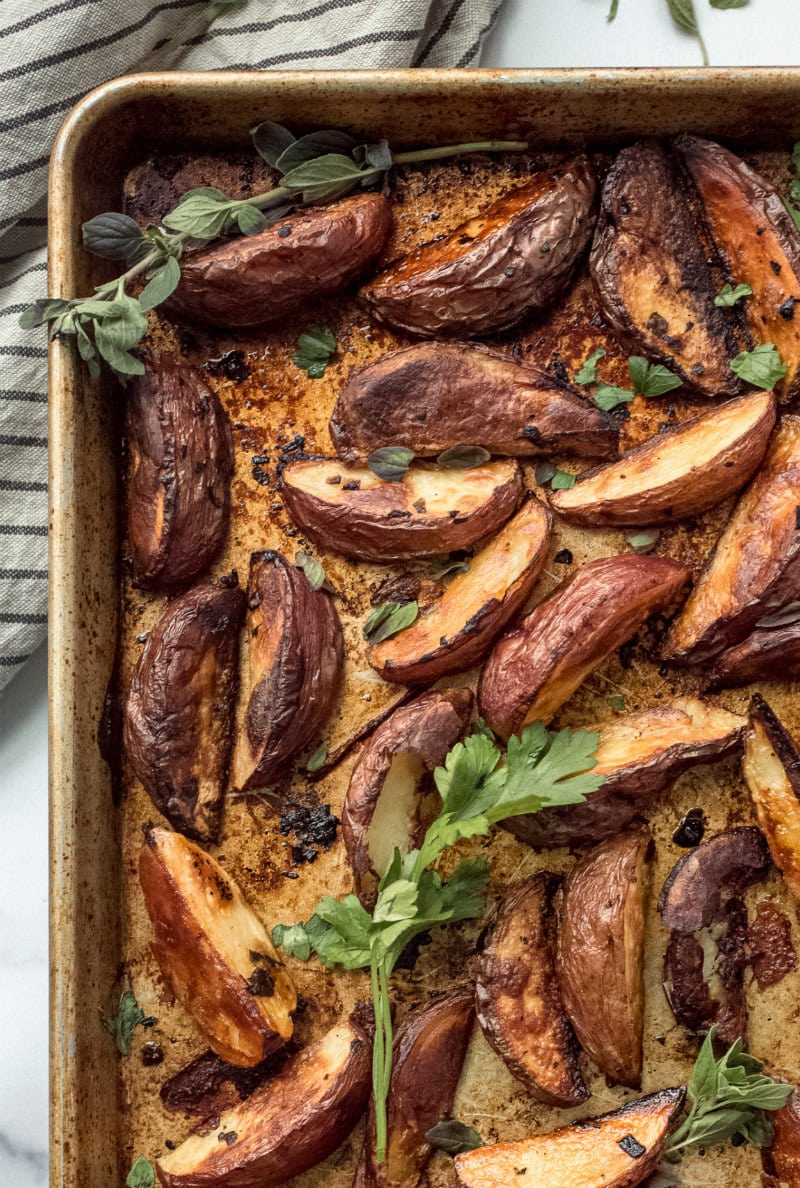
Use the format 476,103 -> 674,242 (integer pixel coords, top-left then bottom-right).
47,67 -> 800,1187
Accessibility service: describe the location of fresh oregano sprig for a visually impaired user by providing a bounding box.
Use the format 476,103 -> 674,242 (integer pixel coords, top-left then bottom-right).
608,0 -> 748,63
272,721 -> 604,1165
21,124 -> 527,380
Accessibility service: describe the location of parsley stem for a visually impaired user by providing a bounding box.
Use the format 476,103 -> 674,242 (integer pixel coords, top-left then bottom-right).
391,140 -> 527,164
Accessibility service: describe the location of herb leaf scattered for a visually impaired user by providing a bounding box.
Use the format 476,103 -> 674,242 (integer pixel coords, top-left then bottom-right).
295,550 -> 326,591
126,1157 -> 156,1188
575,347 -> 606,385
436,445 -> 492,469
550,469 -> 577,490
306,744 -> 328,773
293,327 -> 337,378
594,382 -> 635,411
102,989 -> 156,1055
626,528 -> 661,554
667,0 -> 709,65
730,343 -> 788,390
715,282 -> 753,307
628,356 -> 683,398
364,600 -> 419,644
367,446 -> 415,483
425,1120 -> 484,1155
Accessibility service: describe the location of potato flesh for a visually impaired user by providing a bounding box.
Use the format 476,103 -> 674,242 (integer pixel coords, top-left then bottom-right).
454,1090 -> 683,1188
367,751 -> 426,877
593,699 -> 744,772
743,715 -> 800,901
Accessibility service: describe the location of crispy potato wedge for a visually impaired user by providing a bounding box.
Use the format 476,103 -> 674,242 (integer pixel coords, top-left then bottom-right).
280,458 -> 523,562
124,581 -> 245,843
707,618 -> 800,687
361,158 -> 597,338
454,1088 -> 686,1188
550,390 -> 776,527
139,828 -> 297,1068
231,550 -> 344,792
659,826 -> 771,1047
557,829 -> 654,1088
160,1047 -> 289,1119
766,1088 -> 800,1187
126,353 -> 234,590
743,694 -> 800,901
355,990 -> 475,1188
343,689 -> 473,907
369,497 -> 552,684
167,192 -> 391,328
676,135 -> 800,402
478,554 -> 688,738
156,1019 -> 371,1187
475,872 -> 588,1107
590,139 -> 741,398
329,343 -> 619,464
664,417 -> 800,664
506,699 -> 745,849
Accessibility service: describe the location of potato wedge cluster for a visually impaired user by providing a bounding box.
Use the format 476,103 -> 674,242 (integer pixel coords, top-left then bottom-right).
114,133 -> 800,1188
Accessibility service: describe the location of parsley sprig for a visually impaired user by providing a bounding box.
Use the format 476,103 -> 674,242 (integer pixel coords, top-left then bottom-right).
273,722 -> 603,1164
21,125 -> 526,380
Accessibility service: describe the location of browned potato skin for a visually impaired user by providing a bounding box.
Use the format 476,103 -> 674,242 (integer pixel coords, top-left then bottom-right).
361,157 -> 597,338
475,872 -> 588,1107
369,497 -> 552,684
329,342 -> 619,464
743,694 -> 800,901
557,829 -> 653,1089
232,550 -> 344,792
664,418 -> 800,664
279,457 -> 523,562
343,689 -> 473,908
478,554 -> 688,738
124,581 -> 245,843
139,828 -> 297,1069
354,990 -> 475,1188
506,699 -> 745,849
550,390 -> 776,528
126,354 -> 234,590
707,619 -> 800,687
766,1089 -> 800,1187
167,192 -> 391,328
455,1088 -> 686,1188
676,134 -> 800,403
590,140 -> 742,399
156,1020 -> 371,1188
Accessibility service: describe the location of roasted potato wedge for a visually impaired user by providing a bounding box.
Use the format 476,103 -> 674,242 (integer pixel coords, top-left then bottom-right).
126,353 -> 234,590
550,390 -> 775,528
659,826 -> 771,1047
231,550 -> 344,792
590,139 -> 742,398
156,1019 -> 371,1187
665,417 -> 800,664
475,872 -> 588,1107
707,618 -> 800,687
506,699 -> 745,849
167,192 -> 391,328
557,829 -> 654,1088
124,581 -> 245,843
743,694 -> 800,901
478,554 -> 687,738
361,158 -> 597,338
355,990 -> 474,1188
139,827 -> 297,1068
369,497 -> 552,684
343,689 -> 473,907
766,1088 -> 800,1187
160,1047 -> 288,1119
454,1087 -> 686,1188
329,342 -> 619,464
280,457 -> 523,562
676,135 -> 800,402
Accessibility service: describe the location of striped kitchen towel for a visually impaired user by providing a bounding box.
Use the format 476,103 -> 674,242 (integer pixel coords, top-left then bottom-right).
0,0 -> 506,697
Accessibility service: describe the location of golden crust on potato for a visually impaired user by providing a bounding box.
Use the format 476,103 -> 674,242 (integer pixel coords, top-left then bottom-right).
743,694 -> 800,902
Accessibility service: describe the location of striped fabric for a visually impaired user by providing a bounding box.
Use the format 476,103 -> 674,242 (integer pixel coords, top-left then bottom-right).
0,0 -> 505,696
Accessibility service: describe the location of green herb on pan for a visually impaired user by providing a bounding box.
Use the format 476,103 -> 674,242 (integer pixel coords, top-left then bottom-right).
272,721 -> 604,1165
550,469 -> 577,490
367,446 -> 415,483
430,556 -> 471,580
534,460 -> 578,489
363,600 -> 419,644
126,1157 -> 156,1188
306,744 -> 328,773
293,327 -> 336,378
730,343 -> 788,390
714,282 -> 753,307
575,347 -> 606,385
626,529 -> 661,554
425,1121 -> 484,1155
294,550 -> 326,591
102,989 -> 157,1056
608,694 -> 627,712
628,356 -> 682,398
436,445 -> 492,469
594,382 -> 635,411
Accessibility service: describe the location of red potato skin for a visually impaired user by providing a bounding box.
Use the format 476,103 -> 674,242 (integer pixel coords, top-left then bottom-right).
707,618 -> 800,687
124,581 -> 245,843
478,554 -> 688,738
329,342 -> 619,464
167,192 -> 391,327
232,551 -> 344,792
361,158 -> 597,338
765,1090 -> 800,1187
590,139 -> 743,399
354,990 -> 475,1188
126,354 -> 234,590
342,689 -> 473,908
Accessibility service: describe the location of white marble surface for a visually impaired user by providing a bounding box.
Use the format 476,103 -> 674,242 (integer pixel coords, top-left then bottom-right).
1,3 -> 797,1184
